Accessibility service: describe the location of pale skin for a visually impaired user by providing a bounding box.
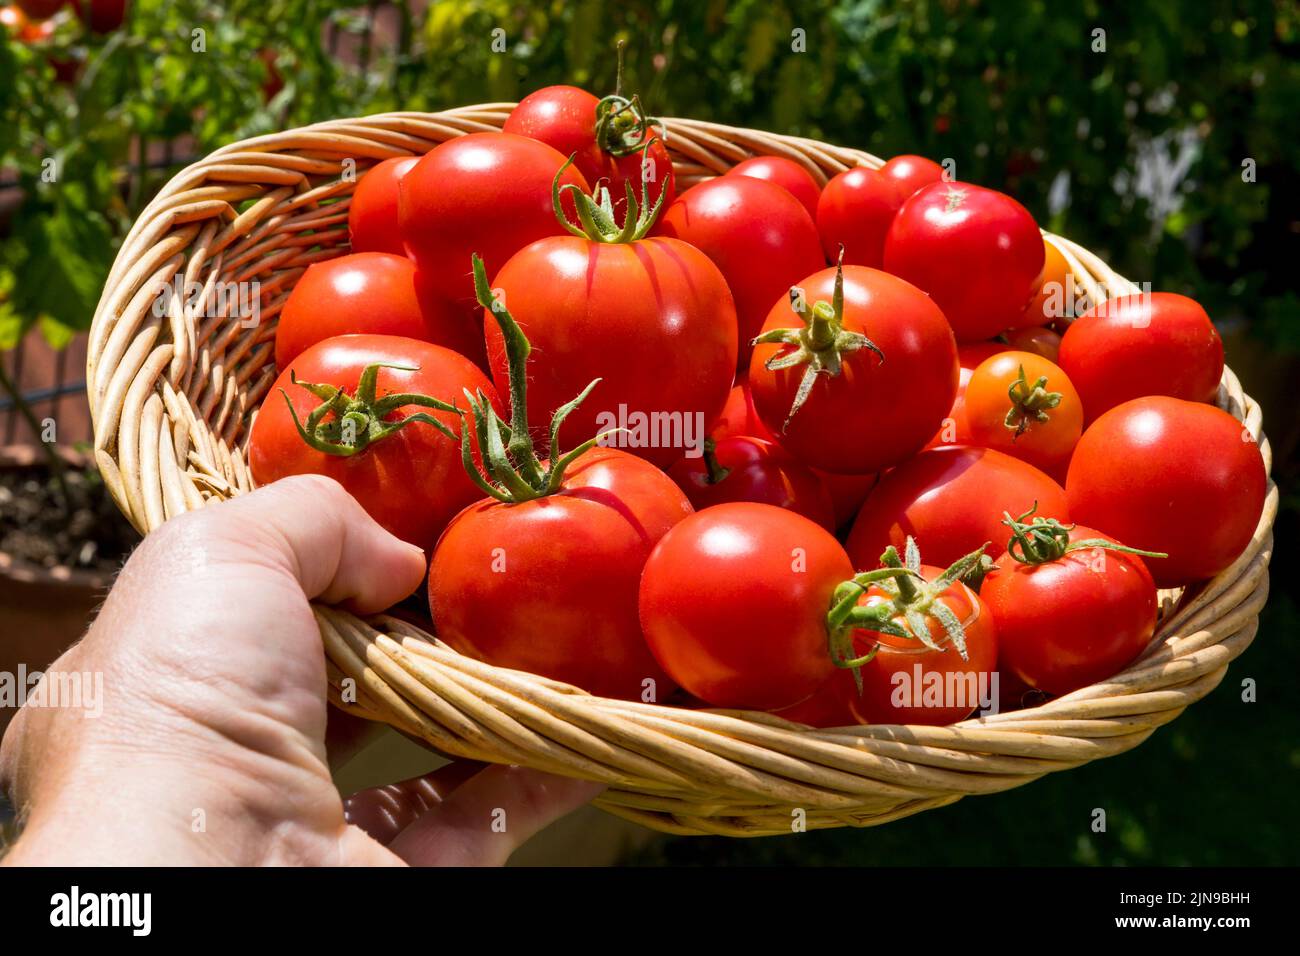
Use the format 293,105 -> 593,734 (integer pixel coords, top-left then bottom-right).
0,475 -> 602,866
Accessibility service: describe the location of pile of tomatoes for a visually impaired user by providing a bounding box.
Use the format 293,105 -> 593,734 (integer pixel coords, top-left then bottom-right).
247,71 -> 1267,729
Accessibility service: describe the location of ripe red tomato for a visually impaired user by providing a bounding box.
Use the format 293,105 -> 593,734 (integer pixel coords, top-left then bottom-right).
1003,324 -> 1062,363
639,503 -> 850,710
925,341 -> 1009,449
71,0 -> 123,32
399,132 -> 589,316
668,437 -> 835,530
486,227 -> 736,468
348,156 -> 419,257
430,446 -> 690,702
749,263 -> 958,474
778,544 -> 996,727
884,181 -> 1045,341
726,155 -> 821,219
1016,239 -> 1072,329
983,519 -> 1158,697
274,252 -> 482,370
1066,396 -> 1266,587
656,175 -> 824,365
503,84 -> 675,217
815,155 -> 943,268
846,445 -> 1070,569
964,350 -> 1083,479
709,373 -> 777,444
1058,292 -> 1225,423
250,334 -> 500,551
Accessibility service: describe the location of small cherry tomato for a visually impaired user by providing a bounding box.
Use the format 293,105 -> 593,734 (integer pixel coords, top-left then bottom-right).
964,351 -> 1083,478
1065,396 -> 1266,587
1058,292 -> 1225,423
668,437 -> 835,530
727,155 -> 822,219
349,156 -> 420,257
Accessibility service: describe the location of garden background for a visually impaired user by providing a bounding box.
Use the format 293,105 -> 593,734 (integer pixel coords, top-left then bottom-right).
1,0 -> 1296,865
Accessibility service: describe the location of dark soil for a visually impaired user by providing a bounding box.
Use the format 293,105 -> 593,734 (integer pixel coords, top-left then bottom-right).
0,458 -> 139,574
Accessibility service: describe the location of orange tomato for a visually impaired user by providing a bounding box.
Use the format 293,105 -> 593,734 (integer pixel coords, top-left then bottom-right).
964,350 -> 1082,479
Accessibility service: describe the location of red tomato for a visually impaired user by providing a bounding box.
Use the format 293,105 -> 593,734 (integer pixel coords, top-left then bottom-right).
814,468 -> 878,529
429,446 -> 689,702
815,155 -> 943,268
778,547 -> 997,727
656,175 -> 825,366
250,334 -> 500,551
749,263 -> 958,474
71,0 -> 123,32
1058,292 -> 1225,424
846,446 -> 1070,569
1066,397 -> 1266,587
639,503 -> 850,710
399,132 -> 590,316
726,156 -> 821,219
964,350 -> 1083,479
349,157 -> 419,257
503,84 -> 675,217
1004,325 -> 1062,363
486,237 -> 736,468
1016,239 -> 1072,329
884,181 -> 1045,341
709,374 -> 777,444
669,437 -> 835,530
274,253 -> 482,371
925,341 -> 1008,449
850,568 -> 997,725
983,521 -> 1158,697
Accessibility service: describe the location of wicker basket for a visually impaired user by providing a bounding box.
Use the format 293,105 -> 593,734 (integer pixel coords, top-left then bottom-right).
87,105 -> 1277,837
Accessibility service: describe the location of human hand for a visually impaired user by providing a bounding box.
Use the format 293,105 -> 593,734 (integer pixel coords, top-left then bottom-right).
0,475 -> 601,866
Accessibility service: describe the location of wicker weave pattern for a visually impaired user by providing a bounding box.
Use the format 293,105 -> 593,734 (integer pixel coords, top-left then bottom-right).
88,106 -> 1277,836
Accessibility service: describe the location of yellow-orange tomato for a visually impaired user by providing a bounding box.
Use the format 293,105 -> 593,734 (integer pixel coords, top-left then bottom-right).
965,351 -> 1082,479
1013,239 -> 1072,329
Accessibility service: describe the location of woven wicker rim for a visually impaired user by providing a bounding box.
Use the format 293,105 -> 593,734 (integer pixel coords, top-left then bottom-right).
87,105 -> 1277,837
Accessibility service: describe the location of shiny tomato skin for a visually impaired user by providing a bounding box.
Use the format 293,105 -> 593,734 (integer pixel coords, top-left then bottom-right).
656,176 -> 825,365
884,181 -> 1045,341
428,447 -> 690,702
1066,397 -> 1266,587
1016,239 -> 1072,329
668,437 -> 835,530
925,341 -> 1009,449
709,374 -> 777,444
852,569 -> 997,725
503,85 -> 676,216
749,265 -> 958,474
399,132 -> 590,317
965,350 -> 1083,479
250,334 -> 501,551
486,235 -> 737,468
815,155 -> 943,268
274,252 -> 482,370
813,468 -> 878,530
1058,292 -> 1225,424
982,525 -> 1158,697
349,157 -> 420,257
638,503 -> 851,710
727,156 -> 821,219
846,446 -> 1070,570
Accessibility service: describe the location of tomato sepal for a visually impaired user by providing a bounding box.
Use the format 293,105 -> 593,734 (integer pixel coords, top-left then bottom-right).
1001,503 -> 1168,565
